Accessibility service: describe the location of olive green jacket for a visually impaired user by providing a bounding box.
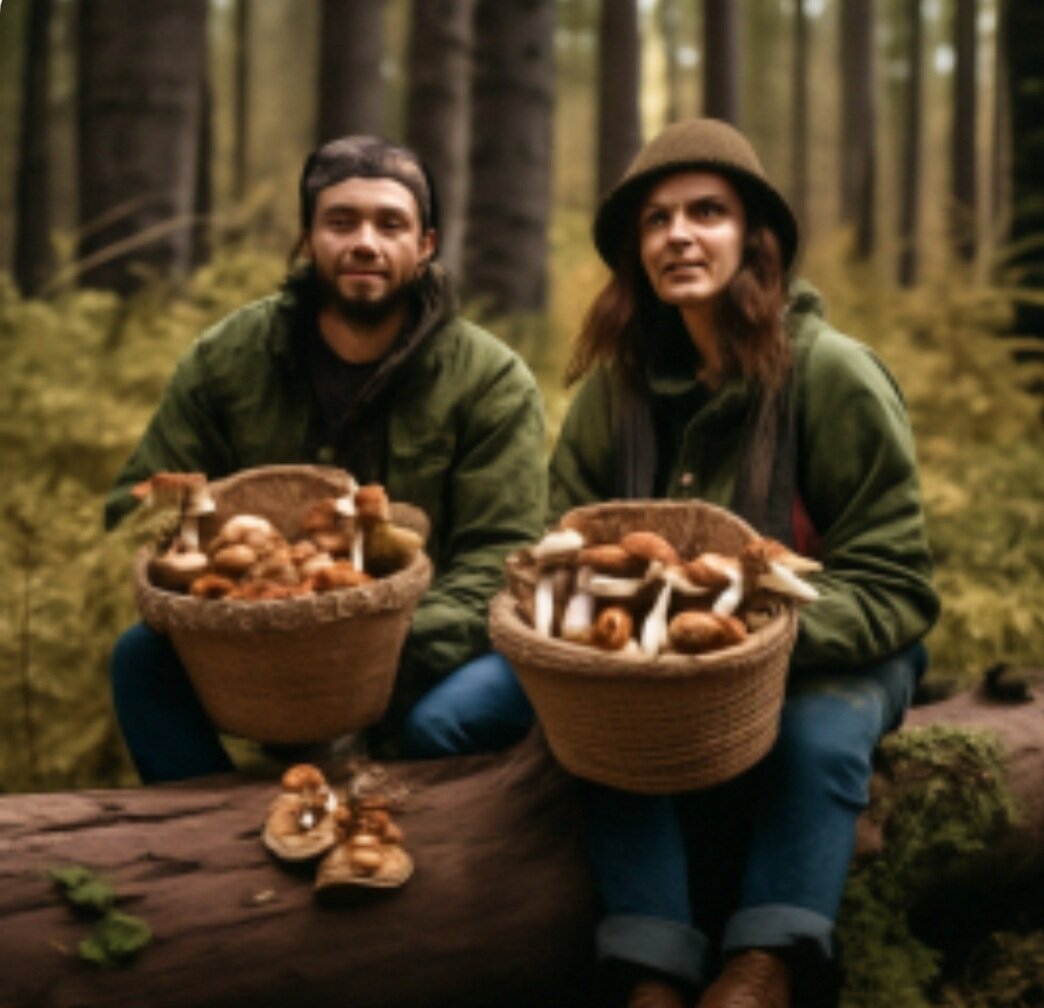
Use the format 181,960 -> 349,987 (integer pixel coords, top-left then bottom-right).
107,271 -> 547,707
549,287 -> 940,671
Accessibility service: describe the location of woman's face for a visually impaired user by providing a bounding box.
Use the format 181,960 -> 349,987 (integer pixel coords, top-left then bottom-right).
638,171 -> 746,311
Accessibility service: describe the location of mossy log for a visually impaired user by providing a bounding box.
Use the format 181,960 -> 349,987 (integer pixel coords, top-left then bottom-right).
0,687 -> 1041,1008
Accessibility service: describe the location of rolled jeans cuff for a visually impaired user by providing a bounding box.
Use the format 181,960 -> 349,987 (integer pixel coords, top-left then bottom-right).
722,904 -> 834,961
597,914 -> 707,987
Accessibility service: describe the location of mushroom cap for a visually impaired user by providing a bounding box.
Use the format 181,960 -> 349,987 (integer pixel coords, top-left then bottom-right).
132,471 -> 207,504
355,484 -> 391,523
312,560 -> 372,592
577,543 -> 645,576
281,763 -> 328,792
531,527 -> 585,565
619,530 -> 680,568
592,606 -> 634,650
210,514 -> 282,552
685,553 -> 739,589
262,792 -> 338,862
314,839 -> 413,892
211,543 -> 257,576
189,573 -> 237,599
668,610 -> 748,653
148,550 -> 210,592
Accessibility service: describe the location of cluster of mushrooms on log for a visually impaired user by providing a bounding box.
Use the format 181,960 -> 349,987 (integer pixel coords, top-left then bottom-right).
262,761 -> 413,896
135,472 -> 423,600
514,526 -> 822,657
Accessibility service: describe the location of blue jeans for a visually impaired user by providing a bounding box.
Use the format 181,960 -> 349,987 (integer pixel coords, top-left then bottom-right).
397,642 -> 927,989
110,624 -> 533,783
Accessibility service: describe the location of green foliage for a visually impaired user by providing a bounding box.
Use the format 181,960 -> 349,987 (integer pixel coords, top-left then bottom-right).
49,865 -> 152,967
837,726 -> 1021,1007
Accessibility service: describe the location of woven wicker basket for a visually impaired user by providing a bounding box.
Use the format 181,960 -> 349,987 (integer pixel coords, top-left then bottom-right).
489,499 -> 797,793
134,465 -> 432,745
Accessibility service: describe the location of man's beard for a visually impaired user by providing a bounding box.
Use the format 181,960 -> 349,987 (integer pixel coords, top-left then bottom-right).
320,266 -> 422,327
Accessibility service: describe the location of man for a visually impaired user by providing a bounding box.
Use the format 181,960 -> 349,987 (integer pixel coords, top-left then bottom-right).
106,135 -> 547,782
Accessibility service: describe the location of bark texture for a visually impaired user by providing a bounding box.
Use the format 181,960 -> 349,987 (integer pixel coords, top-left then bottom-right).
76,0 -> 208,293
1,688 -> 1040,1007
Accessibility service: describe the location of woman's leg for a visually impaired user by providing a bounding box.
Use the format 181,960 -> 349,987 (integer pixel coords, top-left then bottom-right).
399,651 -> 535,757
704,644 -> 926,1005
580,783 -> 708,993
110,623 -> 234,783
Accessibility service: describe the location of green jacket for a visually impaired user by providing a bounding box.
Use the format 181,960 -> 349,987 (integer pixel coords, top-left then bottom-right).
548,287 -> 939,671
107,270 -> 547,708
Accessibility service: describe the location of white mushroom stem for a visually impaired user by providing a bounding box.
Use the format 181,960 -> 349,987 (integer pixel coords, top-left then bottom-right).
352,529 -> 365,571
179,514 -> 202,552
758,561 -> 820,603
534,574 -> 557,637
560,567 -> 595,640
712,568 -> 745,616
640,580 -> 673,656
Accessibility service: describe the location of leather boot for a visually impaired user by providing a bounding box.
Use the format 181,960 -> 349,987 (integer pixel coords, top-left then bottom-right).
696,949 -> 789,1008
627,977 -> 691,1008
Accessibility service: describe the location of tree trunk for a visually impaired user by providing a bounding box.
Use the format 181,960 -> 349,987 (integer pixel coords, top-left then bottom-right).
14,0 -> 53,297
659,0 -> 683,125
0,731 -> 599,1008
839,0 -> 876,259
702,0 -> 740,124
404,0 -> 474,279
596,0 -> 642,201
232,0 -> 251,202
1004,0 -> 1044,338
76,0 -> 208,294
2,690 -> 1040,1007
316,0 -> 386,143
789,0 -> 809,238
951,0 -> 978,264
464,0 -> 555,316
897,1 -> 923,287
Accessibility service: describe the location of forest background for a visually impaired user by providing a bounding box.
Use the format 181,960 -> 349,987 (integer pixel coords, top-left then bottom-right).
0,1 -> 1043,1005
0,0 -> 1042,792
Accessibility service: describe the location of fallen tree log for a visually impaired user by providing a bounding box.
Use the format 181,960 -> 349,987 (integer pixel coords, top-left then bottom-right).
0,686 -> 1041,1008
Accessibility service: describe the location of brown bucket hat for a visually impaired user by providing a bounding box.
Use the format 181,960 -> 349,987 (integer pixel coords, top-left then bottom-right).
593,117 -> 799,272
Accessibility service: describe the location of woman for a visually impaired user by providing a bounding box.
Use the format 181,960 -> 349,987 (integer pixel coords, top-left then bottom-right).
405,118 -> 939,1008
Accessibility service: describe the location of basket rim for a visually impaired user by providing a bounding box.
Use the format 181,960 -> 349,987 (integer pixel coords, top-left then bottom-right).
488,589 -> 797,682
556,497 -> 760,541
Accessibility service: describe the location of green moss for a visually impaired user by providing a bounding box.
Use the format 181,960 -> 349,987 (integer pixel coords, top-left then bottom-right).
838,726 -> 1021,1007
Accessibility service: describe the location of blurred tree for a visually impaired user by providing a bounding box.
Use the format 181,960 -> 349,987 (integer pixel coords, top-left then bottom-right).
317,0 -> 386,142
839,0 -> 876,259
898,0 -> 923,287
14,0 -> 53,296
77,0 -> 208,294
703,0 -> 740,124
233,0 -> 250,201
659,0 -> 683,124
1003,0 -> 1044,338
405,0 -> 474,279
951,0 -> 978,263
597,0 -> 642,199
789,0 -> 809,237
465,0 -> 555,315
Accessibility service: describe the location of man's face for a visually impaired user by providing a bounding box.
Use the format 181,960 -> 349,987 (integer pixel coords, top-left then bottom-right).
304,177 -> 436,322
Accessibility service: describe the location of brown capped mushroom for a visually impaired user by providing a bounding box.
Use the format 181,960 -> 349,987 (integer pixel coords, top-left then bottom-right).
355,484 -> 425,576
529,528 -> 585,637
262,764 -> 339,862
619,530 -> 681,569
591,606 -> 634,651
668,611 -> 748,654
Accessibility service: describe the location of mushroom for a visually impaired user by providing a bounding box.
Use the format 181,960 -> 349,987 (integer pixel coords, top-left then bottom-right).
134,472 -> 216,592
528,527 -> 585,637
311,560 -> 373,592
210,543 -> 257,578
668,610 -> 748,654
591,606 -> 634,651
354,484 -> 424,577
208,513 -> 282,553
740,538 -> 821,604
261,763 -> 339,862
188,573 -> 237,599
148,548 -> 210,592
133,472 -> 216,554
300,492 -> 358,558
